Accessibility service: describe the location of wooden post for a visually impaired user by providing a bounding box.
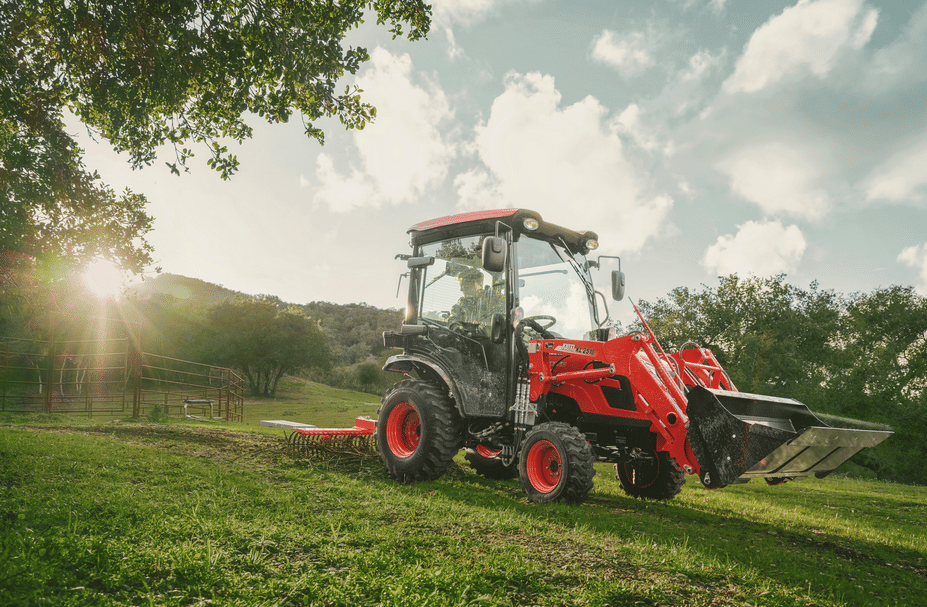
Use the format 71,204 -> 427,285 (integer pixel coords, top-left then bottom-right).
45,329 -> 55,414
130,341 -> 142,418
1,351 -> 8,412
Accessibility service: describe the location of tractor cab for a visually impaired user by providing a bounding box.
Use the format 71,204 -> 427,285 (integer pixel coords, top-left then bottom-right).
384,209 -> 605,420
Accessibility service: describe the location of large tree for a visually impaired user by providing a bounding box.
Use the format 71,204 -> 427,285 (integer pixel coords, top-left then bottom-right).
205,297 -> 329,397
1,0 -> 430,269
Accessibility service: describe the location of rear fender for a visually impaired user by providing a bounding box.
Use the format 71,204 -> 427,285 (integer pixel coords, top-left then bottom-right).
383,354 -> 464,416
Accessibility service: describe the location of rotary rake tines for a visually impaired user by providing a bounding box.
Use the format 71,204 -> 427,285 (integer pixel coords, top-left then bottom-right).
286,431 -> 376,457
284,417 -> 377,458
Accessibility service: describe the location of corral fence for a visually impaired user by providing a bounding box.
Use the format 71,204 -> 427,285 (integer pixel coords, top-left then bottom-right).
0,336 -> 244,422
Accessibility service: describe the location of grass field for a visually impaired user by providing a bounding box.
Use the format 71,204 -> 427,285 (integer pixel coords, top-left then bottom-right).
1,380 -> 924,606
242,376 -> 381,430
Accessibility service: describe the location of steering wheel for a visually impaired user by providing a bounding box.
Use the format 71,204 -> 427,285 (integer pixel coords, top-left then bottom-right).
449,320 -> 482,338
521,315 -> 557,339
523,315 -> 556,330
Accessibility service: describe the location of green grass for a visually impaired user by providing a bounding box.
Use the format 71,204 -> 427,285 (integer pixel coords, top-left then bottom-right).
0,416 -> 924,607
1,378 -> 925,605
243,376 -> 380,429
0,376 -> 380,433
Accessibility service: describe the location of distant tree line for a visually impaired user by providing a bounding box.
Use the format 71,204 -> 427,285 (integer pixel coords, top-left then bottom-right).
636,274 -> 927,485
0,270 -> 402,399
124,284 -> 401,397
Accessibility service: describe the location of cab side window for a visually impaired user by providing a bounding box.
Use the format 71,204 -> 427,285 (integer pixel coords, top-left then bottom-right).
419,236 -> 506,335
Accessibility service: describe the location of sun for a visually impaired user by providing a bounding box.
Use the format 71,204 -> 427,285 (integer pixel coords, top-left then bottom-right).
81,259 -> 125,300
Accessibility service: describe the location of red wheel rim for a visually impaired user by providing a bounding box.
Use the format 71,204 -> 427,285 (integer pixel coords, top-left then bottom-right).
526,439 -> 562,493
386,402 -> 420,458
475,444 -> 502,458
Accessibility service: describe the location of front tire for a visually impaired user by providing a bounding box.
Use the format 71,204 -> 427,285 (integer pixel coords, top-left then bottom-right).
518,422 -> 595,503
615,450 -> 685,500
377,379 -> 463,484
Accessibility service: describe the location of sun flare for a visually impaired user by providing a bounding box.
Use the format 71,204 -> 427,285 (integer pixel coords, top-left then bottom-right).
82,259 -> 125,300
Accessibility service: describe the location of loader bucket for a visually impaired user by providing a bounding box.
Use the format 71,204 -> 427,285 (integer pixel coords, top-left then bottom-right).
685,386 -> 892,489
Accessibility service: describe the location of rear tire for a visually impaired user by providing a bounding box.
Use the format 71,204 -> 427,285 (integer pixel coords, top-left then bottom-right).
615,450 -> 685,500
465,445 -> 518,480
518,422 -> 595,503
377,379 -> 463,484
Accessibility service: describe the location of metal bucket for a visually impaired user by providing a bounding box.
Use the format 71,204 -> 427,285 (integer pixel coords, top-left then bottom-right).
685,386 -> 892,489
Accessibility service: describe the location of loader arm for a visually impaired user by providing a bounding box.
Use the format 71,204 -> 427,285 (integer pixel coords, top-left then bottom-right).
526,333 -> 701,476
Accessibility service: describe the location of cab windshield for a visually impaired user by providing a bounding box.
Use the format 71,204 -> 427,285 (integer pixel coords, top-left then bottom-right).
516,236 -> 597,340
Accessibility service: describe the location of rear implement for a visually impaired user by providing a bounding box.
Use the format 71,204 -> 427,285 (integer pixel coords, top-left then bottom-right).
269,417 -> 376,457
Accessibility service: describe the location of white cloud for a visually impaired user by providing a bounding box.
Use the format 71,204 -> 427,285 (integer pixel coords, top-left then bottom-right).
590,30 -> 655,77
863,134 -> 927,202
313,154 -> 377,213
898,243 -> 927,295
722,0 -> 878,94
709,0 -> 728,15
613,104 -> 659,152
432,0 -> 519,57
867,3 -> 927,85
703,220 -> 807,276
716,143 -> 831,220
681,50 -> 719,82
313,48 -> 455,211
456,72 -> 672,254
442,26 -> 463,60
432,0 -> 499,26
454,169 -> 504,209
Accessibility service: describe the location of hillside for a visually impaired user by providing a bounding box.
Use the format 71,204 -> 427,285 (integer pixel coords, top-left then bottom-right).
126,273 -> 246,305
123,273 -> 403,392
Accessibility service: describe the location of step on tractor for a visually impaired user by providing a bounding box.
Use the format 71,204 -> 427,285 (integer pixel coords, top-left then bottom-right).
294,209 -> 892,503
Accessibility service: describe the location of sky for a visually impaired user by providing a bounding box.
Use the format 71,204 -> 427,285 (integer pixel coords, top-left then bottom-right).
73,0 -> 927,326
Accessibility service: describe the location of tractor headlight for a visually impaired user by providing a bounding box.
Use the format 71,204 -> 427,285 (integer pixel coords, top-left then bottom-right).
523,218 -> 539,231
586,239 -> 599,250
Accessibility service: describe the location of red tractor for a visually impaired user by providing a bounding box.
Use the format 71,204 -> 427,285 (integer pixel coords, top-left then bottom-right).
368,209 -> 891,502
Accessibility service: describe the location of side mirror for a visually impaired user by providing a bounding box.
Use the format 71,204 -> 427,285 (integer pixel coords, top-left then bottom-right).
490,313 -> 506,344
482,236 -> 507,273
407,256 -> 435,269
611,270 -> 626,301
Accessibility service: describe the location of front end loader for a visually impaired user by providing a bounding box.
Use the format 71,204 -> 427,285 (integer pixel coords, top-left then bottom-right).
307,208 -> 892,503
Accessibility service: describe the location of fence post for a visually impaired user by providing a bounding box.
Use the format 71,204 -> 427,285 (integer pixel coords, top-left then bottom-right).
45,333 -> 55,414
1,351 -> 7,412
131,341 -> 142,418
220,368 -> 227,421
122,339 -> 128,413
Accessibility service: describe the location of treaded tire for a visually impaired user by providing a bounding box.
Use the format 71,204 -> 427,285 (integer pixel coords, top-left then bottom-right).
518,422 -> 596,503
615,450 -> 685,500
377,379 -> 463,484
465,445 -> 518,480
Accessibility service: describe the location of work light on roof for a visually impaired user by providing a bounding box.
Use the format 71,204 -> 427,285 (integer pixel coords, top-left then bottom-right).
586,239 -> 599,251
523,218 -> 539,231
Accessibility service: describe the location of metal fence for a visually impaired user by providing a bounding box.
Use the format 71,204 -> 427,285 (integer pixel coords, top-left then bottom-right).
136,351 -> 244,421
0,337 -> 244,422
